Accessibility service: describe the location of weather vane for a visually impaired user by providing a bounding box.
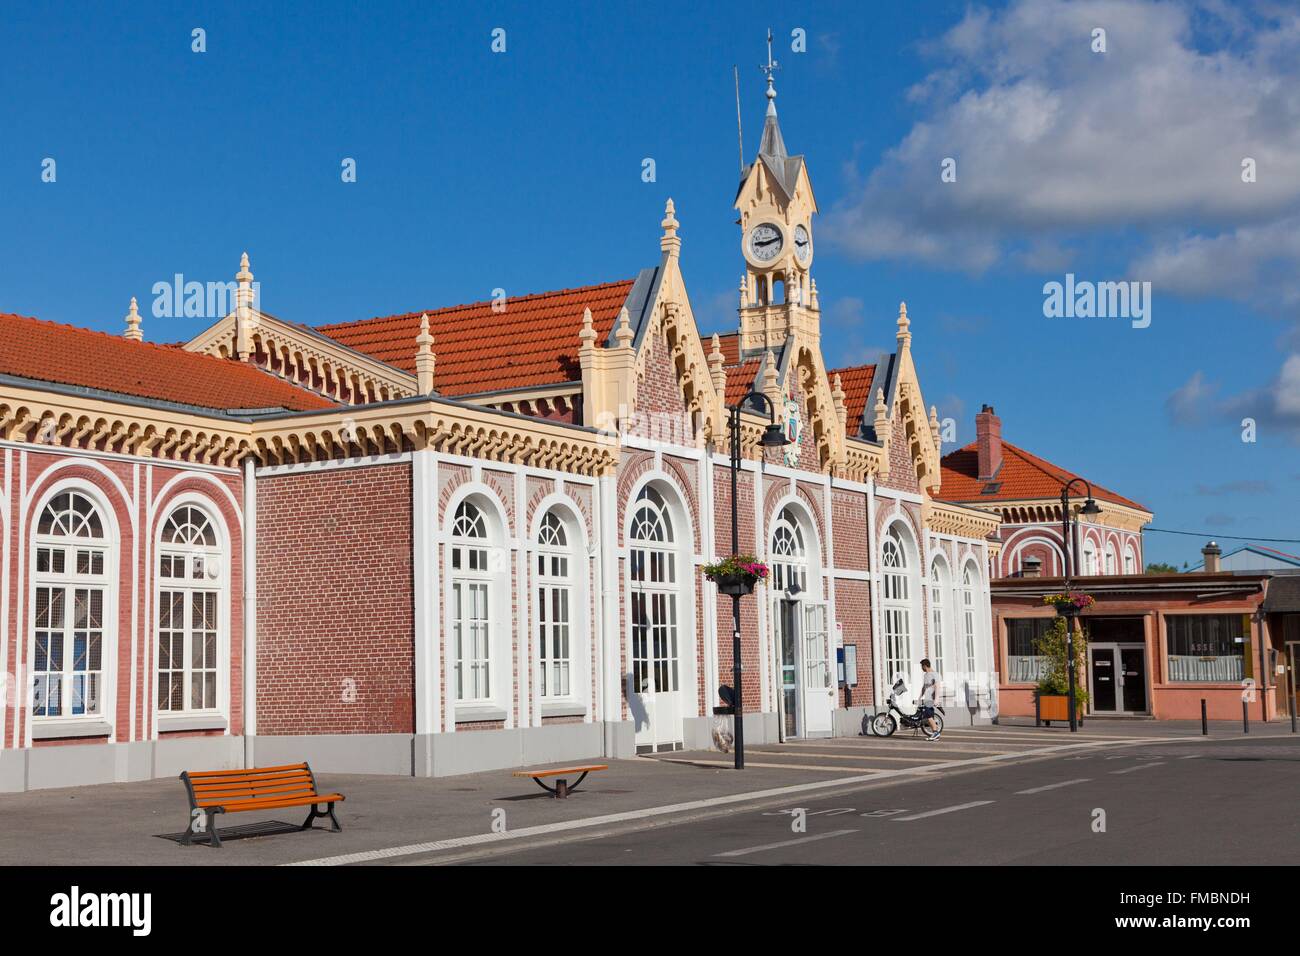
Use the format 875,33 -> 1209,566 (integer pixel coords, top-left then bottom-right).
761,27 -> 780,90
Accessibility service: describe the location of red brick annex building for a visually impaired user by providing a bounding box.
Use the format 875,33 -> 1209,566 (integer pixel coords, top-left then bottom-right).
0,90 -> 1008,792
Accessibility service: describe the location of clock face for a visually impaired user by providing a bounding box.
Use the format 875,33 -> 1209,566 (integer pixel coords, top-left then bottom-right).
794,224 -> 811,264
748,222 -> 784,263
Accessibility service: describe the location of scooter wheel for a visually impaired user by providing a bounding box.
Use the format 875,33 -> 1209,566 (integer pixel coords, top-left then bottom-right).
871,712 -> 897,737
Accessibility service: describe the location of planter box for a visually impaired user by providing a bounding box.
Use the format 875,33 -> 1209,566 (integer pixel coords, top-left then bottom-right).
713,573 -> 756,596
1036,693 -> 1084,726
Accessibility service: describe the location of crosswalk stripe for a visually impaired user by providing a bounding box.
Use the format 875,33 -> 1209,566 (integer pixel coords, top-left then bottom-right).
892,801 -> 995,821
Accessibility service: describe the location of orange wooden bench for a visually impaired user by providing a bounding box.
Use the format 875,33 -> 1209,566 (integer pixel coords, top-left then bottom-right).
512,764 -> 608,798
178,762 -> 345,848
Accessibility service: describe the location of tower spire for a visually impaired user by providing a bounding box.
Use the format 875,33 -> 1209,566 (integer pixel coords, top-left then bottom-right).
757,28 -> 787,161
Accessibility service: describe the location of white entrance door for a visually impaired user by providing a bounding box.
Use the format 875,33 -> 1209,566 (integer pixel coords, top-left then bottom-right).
801,602 -> 833,736
630,589 -> 682,753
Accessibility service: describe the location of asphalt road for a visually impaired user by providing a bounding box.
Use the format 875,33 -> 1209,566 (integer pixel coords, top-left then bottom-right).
409,734 -> 1299,866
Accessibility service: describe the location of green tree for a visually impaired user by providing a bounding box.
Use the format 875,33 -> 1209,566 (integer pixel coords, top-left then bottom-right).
1033,617 -> 1090,706
1145,562 -> 1179,575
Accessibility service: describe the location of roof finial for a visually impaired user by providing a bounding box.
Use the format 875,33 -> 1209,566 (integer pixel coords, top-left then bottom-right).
415,313 -> 436,394
896,300 -> 911,348
123,296 -> 142,341
235,251 -> 256,359
660,198 -> 681,257
615,306 -> 634,349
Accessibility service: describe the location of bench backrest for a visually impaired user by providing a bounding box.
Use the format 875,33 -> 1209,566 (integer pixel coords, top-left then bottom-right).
182,762 -> 319,808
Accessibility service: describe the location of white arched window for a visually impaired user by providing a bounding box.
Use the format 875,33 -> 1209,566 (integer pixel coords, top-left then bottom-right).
157,504 -> 223,713
1104,542 -> 1118,575
961,563 -> 980,674
881,526 -> 913,686
535,510 -> 573,699
929,557 -> 949,675
1082,539 -> 1099,576
32,491 -> 110,719
1123,544 -> 1138,575
629,485 -> 678,697
770,507 -> 807,594
451,500 -> 492,702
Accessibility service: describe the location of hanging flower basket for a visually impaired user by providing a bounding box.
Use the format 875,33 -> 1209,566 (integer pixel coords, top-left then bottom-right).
704,554 -> 769,596
1043,591 -> 1096,618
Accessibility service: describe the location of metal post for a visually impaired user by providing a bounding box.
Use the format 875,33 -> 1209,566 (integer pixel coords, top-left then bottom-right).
1060,488 -> 1077,733
1066,615 -> 1078,733
1201,698 -> 1208,736
1242,699 -> 1249,734
729,406 -> 744,770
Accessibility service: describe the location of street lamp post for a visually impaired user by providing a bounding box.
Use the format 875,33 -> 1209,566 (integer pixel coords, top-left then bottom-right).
727,390 -> 790,769
1059,478 -> 1101,733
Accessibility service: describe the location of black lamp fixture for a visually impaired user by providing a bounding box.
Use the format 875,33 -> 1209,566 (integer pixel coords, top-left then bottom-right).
1080,496 -> 1102,517
725,387 -> 791,769
760,419 -> 788,447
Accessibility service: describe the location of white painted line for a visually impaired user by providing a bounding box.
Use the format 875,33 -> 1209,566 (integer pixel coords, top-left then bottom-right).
892,801 -> 994,822
654,757 -> 895,774
1016,778 -> 1091,795
713,828 -> 858,858
288,735 -> 1190,866
1110,761 -> 1166,775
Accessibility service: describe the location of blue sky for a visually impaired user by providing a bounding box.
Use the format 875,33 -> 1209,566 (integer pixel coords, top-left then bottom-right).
3,0 -> 1298,568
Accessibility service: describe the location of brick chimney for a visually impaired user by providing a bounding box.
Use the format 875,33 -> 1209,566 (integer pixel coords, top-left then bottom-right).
1201,541 -> 1221,573
976,404 -> 1003,480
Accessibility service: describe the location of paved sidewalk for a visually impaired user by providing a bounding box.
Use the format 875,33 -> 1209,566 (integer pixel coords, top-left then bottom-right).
1,719 -> 1290,866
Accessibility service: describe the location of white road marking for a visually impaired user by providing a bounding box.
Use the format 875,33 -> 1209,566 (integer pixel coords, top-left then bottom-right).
287,734 -> 1195,866
1016,778 -> 1091,794
1110,761 -> 1166,774
713,828 -> 858,858
892,801 -> 995,821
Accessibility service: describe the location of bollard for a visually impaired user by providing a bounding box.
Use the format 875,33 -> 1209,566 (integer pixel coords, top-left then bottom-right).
1242,699 -> 1249,734
1201,699 -> 1208,736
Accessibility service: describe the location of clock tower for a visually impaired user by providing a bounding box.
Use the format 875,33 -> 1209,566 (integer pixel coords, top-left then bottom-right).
734,31 -> 820,355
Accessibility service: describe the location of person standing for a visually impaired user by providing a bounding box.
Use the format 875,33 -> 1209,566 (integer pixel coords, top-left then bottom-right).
918,658 -> 941,740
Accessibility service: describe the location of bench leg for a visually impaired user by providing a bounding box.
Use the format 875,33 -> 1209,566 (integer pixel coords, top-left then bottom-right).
530,770 -> 592,799
301,803 -> 343,833
207,812 -> 223,849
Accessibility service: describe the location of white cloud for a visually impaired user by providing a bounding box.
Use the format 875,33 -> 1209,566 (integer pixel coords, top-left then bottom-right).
823,0 -> 1300,282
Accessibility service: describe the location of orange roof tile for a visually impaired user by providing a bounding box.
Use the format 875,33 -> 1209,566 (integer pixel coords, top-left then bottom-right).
939,439 -> 1149,512
724,359 -> 762,405
0,312 -> 335,413
315,280 -> 635,397
828,363 -> 876,437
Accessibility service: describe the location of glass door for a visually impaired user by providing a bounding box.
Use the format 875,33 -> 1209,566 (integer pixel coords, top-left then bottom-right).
776,598 -> 799,739
1119,646 -> 1147,712
1090,646 -> 1117,712
801,602 -> 833,736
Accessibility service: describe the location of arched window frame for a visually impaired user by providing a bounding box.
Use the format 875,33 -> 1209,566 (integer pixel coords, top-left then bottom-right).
534,508 -> 578,701
960,561 -> 981,674
449,498 -> 497,706
929,555 -> 950,676
770,506 -> 808,595
155,500 -> 226,718
1123,543 -> 1138,575
30,485 -> 117,726
880,523 -> 917,688
1104,541 -> 1118,576
628,484 -> 679,698
1082,538 -> 1099,576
